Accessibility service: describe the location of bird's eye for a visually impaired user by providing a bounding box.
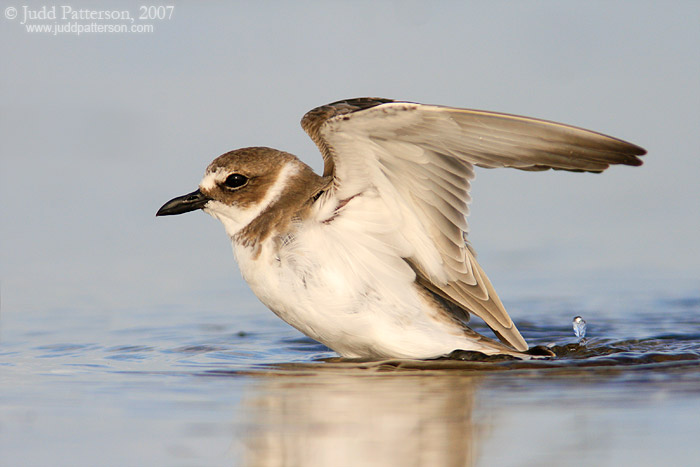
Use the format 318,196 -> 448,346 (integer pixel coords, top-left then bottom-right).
223,173 -> 248,189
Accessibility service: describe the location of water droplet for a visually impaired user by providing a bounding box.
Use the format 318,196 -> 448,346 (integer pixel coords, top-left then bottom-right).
573,316 -> 587,338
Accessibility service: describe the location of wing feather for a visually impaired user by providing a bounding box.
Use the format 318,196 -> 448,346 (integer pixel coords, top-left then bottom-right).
301,98 -> 645,351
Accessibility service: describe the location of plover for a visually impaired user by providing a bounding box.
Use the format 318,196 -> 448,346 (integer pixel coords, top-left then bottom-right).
157,98 -> 645,359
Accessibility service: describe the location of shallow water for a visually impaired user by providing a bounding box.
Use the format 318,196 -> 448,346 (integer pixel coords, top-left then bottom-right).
1,283 -> 699,466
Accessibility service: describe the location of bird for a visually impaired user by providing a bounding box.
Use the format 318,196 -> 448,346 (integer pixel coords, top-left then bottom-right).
156,98 -> 645,360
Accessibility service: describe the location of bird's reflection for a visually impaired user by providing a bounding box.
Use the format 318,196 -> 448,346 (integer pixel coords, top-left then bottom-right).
235,362 -> 482,467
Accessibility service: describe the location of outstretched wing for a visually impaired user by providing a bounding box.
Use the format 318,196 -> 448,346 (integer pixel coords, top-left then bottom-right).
301,98 -> 645,351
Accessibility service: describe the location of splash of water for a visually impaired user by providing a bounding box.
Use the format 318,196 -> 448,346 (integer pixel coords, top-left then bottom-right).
573,316 -> 587,339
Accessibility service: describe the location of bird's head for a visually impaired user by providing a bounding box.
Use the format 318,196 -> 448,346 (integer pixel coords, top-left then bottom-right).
156,147 -> 303,239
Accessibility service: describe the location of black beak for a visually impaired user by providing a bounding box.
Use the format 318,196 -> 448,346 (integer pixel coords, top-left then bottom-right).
156,189 -> 212,216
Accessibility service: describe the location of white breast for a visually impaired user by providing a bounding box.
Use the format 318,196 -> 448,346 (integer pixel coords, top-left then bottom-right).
231,192 -> 473,359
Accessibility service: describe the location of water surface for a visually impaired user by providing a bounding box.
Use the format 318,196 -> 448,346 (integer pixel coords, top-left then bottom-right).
1,283 -> 698,466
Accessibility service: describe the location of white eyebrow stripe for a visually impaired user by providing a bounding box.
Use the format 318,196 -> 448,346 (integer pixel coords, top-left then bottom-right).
199,168 -> 227,191
199,161 -> 301,239
256,162 -> 299,212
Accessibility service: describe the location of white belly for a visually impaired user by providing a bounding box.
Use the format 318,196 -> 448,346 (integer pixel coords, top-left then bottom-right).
231,223 -> 472,359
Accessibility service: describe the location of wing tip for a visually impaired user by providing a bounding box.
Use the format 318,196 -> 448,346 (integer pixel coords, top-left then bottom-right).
492,327 -> 529,352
